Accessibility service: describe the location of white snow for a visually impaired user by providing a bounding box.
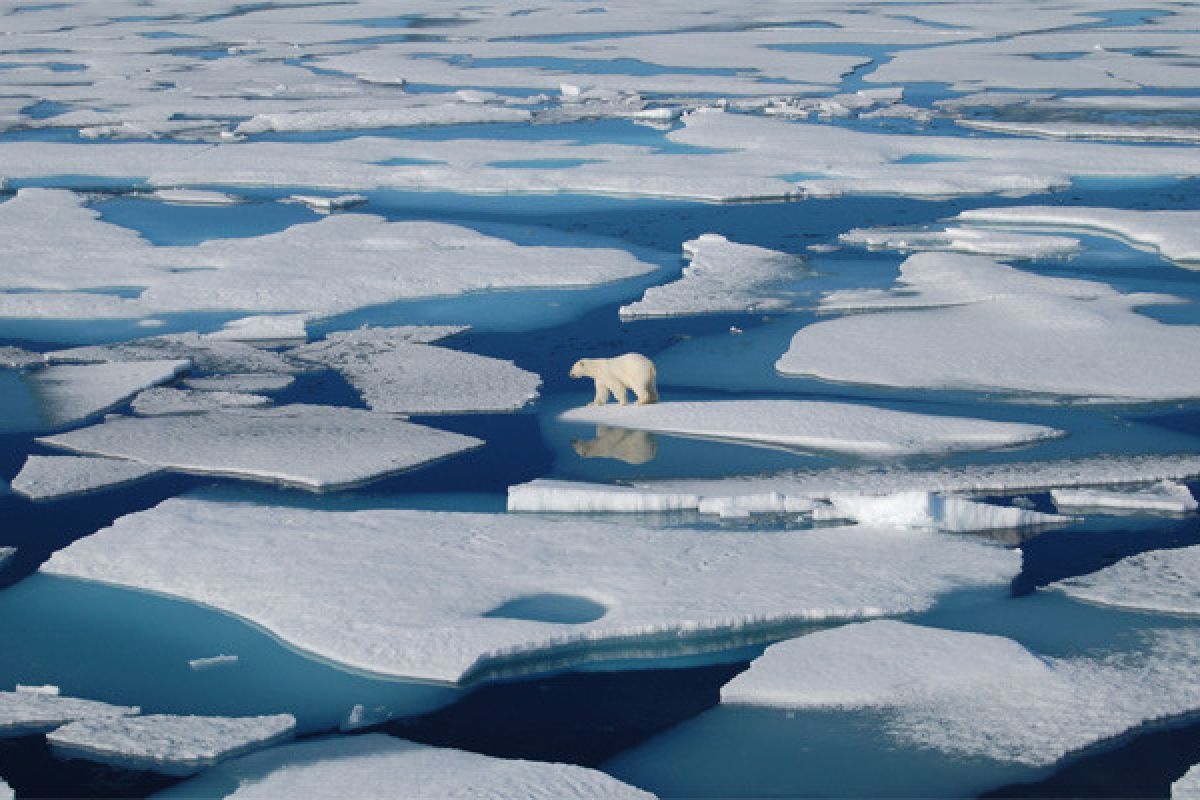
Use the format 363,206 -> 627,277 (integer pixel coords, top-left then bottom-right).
183,373 -> 294,393
0,688 -> 138,737
25,360 -> 189,427
131,388 -> 271,416
49,333 -> 295,375
160,734 -> 653,799
47,714 -> 295,776
1052,481 -> 1197,514
1175,764 -> 1200,800
840,225 -> 1080,260
561,400 -> 1061,457
619,234 -> 805,319
722,620 -> 1200,767
206,315 -> 311,343
958,207 -> 1200,266
43,497 -> 1020,683
38,405 -> 482,491
150,189 -> 243,206
778,252 -> 1200,401
813,491 -> 1068,533
1049,544 -> 1200,616
286,194 -> 367,213
11,455 -> 162,501
289,327 -> 539,414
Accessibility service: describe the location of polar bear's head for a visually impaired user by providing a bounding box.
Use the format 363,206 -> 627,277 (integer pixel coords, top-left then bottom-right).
568,359 -> 590,379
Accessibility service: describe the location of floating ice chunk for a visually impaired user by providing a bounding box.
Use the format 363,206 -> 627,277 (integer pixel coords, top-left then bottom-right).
0,688 -> 138,737
721,620 -> 1200,767
11,454 -> 163,501
235,105 -> 532,135
958,207 -> 1200,266
0,548 -> 13,569
149,189 -> 244,206
50,333 -> 295,375
1049,545 -> 1200,615
131,388 -> 271,416
285,194 -> 367,213
561,400 -> 1060,457
39,405 -> 482,491
840,225 -> 1080,260
47,714 -> 295,776
1176,764 -> 1200,800
206,315 -> 311,343
813,491 -> 1069,533
43,497 -> 1020,683
778,252 -> 1200,401
339,704 -> 392,732
508,480 -> 703,515
188,655 -> 239,672
619,234 -> 805,319
957,119 -> 1200,144
25,360 -> 189,428
160,734 -> 652,799
290,327 -> 539,414
183,373 -> 294,393
0,777 -> 9,800
1052,481 -> 1197,514
0,346 -> 42,368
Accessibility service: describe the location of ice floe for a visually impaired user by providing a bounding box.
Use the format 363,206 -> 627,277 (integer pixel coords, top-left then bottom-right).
0,777 -> 9,800
235,105 -> 532,136
560,400 -> 1061,457
182,373 -> 294,393
206,315 -> 312,343
131,388 -> 271,416
49,333 -> 295,375
0,346 -> 43,368
188,655 -> 239,672
1049,545 -> 1200,616
1052,481 -> 1197,514
289,327 -> 540,414
47,714 -> 295,776
285,195 -> 367,214
161,734 -> 652,799
0,687 -> 138,737
1176,764 -> 1200,800
956,119 -> 1200,144
38,405 -> 482,491
25,360 -> 189,428
149,189 -> 244,206
840,225 -> 1080,260
721,620 -> 1200,766
812,491 -> 1068,533
43,497 -> 1020,683
619,234 -> 805,319
11,455 -> 163,501
0,548 -> 13,569
777,252 -> 1200,401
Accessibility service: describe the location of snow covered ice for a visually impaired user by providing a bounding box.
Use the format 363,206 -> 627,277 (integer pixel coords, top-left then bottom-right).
1177,764 -> 1200,800
1049,544 -> 1200,616
131,388 -> 271,416
11,455 -> 163,501
1051,481 -> 1197,514
24,360 -> 189,428
0,687 -> 138,737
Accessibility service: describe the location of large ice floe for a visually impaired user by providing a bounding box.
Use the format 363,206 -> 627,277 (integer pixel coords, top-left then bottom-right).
41,497 -> 1020,684
1177,764 -> 1200,800
24,360 -> 189,428
38,405 -> 481,491
1049,545 -> 1200,616
46,713 -> 295,776
160,733 -> 652,799
288,327 -> 540,414
561,400 -> 1061,457
618,234 -> 805,319
777,251 -> 1200,401
1052,481 -> 1197,515
0,686 -> 138,737
11,455 -> 163,502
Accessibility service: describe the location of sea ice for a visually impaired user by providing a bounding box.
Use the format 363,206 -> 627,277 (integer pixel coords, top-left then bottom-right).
234,105 -> 532,135
25,360 -> 189,428
0,777 -> 9,800
0,687 -> 138,737
0,346 -> 42,368
160,733 -> 653,799
619,234 -> 805,319
0,548 -> 13,569
956,119 -> 1200,144
1176,764 -> 1200,800
1052,481 -> 1197,514
813,491 -> 1068,533
150,189 -> 244,206
840,225 -> 1080,260
205,315 -> 311,343
47,714 -> 295,776
561,400 -> 1061,457
721,620 -> 1200,766
777,252 -> 1200,401
1049,545 -> 1200,616
38,405 -> 482,491
131,388 -> 271,416
49,333 -> 295,375
11,455 -> 163,501
188,655 -> 239,672
285,195 -> 367,214
182,374 -> 294,393
42,497 -> 1020,683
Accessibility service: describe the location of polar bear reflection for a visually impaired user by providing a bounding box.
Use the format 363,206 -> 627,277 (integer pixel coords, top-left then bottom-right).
573,425 -> 658,465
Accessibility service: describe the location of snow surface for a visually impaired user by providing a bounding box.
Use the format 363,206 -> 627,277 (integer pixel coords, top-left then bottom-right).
561,400 -> 1061,457
38,405 -> 482,491
1052,481 -> 1197,514
131,388 -> 271,416
206,315 -> 311,343
47,714 -> 295,776
11,455 -> 163,501
1176,764 -> 1200,800
25,360 -> 189,428
289,327 -> 540,414
840,225 -> 1080,260
42,497 -> 1020,683
160,734 -> 653,799
619,234 -> 805,319
0,688 -> 138,737
235,106 -> 531,136
721,620 -> 1200,767
182,374 -> 294,393
49,333 -> 295,375
778,252 -> 1200,401
1050,545 -> 1200,616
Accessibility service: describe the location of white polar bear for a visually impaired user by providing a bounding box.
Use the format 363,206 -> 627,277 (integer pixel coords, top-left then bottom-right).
569,353 -> 658,406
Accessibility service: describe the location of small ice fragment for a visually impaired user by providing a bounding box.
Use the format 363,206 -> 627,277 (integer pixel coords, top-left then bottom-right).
15,685 -> 58,696
150,189 -> 244,206
1051,480 -> 1197,514
188,655 -> 239,672
286,194 -> 367,213
1174,764 -> 1200,800
340,704 -> 392,732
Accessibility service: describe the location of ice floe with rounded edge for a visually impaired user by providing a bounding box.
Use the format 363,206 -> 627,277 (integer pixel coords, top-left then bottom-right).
721,620 -> 1200,767
49,333 -> 295,375
131,388 -> 271,416
619,234 -> 806,319
778,251 -> 1200,402
38,405 -> 482,491
25,360 -> 189,428
0,686 -> 138,737
561,400 -> 1061,457
42,497 -> 1020,684
49,714 -> 293,777
1176,764 -> 1200,800
840,225 -> 1080,260
1049,544 -> 1200,616
183,373 -> 294,393
289,326 -> 539,414
1052,481 -> 1197,514
812,491 -> 1069,533
159,733 -> 653,799
11,454 -> 163,501
958,207 -> 1200,266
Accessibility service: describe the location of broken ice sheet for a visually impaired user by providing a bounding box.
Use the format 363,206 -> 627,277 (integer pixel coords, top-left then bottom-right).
24,359 -> 189,428
131,388 -> 271,416
11,455 -> 163,502
840,225 -> 1081,260
1049,544 -> 1200,616
0,687 -> 138,737
1051,481 -> 1197,515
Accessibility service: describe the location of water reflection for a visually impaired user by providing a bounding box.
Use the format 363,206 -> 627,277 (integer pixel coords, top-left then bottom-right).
572,425 -> 658,465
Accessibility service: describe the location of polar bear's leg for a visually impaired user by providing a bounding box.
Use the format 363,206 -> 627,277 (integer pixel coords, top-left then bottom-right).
612,381 -> 630,405
590,380 -> 609,405
633,380 -> 657,405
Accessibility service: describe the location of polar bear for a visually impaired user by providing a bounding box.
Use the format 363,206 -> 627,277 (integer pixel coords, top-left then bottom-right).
569,353 -> 658,406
